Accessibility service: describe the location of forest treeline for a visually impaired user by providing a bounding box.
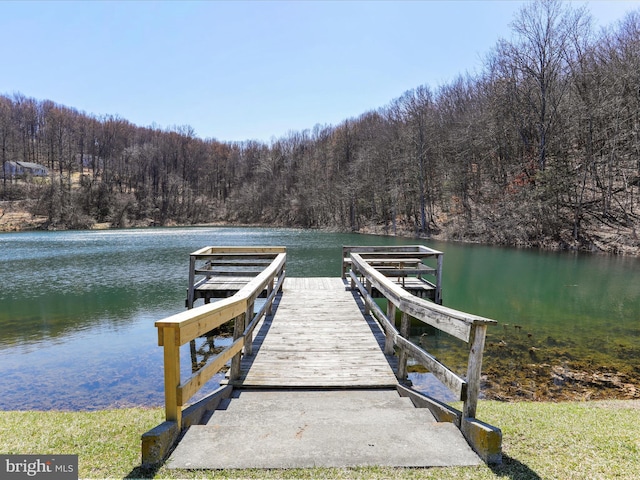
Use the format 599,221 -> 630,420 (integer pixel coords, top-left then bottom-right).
1,0 -> 639,253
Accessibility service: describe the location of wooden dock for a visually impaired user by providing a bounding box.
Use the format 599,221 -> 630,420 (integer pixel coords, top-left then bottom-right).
166,277 -> 481,469
235,277 -> 398,388
143,246 -> 502,469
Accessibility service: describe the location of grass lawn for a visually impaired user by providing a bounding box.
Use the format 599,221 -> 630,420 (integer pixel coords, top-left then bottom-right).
1,400 -> 638,479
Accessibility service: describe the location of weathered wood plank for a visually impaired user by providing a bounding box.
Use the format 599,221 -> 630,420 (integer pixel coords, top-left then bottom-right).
342,245 -> 442,256
376,266 -> 437,276
204,259 -> 274,266
191,246 -> 286,256
195,270 -> 265,276
195,278 -> 253,290
236,277 -> 398,388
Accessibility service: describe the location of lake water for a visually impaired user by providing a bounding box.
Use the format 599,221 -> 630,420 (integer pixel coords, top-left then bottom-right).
0,227 -> 638,410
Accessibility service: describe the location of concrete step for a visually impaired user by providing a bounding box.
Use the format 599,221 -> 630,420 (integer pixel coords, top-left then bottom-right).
166,387 -> 482,469
206,405 -> 436,426
167,421 -> 481,469
216,389 -> 416,412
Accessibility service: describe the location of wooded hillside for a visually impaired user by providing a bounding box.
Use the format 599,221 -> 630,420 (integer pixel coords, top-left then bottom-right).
1,0 -> 639,253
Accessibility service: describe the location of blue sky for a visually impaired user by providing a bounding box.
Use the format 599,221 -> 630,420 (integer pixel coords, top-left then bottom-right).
1,1 -> 638,142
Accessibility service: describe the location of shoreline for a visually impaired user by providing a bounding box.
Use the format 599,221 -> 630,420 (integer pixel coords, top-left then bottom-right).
481,362 -> 640,403
2,209 -> 639,257
1,358 -> 636,412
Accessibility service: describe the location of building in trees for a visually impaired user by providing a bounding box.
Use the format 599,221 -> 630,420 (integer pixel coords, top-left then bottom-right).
3,161 -> 49,178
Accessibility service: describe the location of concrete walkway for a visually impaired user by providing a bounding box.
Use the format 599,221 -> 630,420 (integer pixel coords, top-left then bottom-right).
166,389 -> 482,469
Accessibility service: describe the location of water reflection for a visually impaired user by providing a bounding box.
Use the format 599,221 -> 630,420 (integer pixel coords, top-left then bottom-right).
0,311 -> 163,410
189,335 -> 233,373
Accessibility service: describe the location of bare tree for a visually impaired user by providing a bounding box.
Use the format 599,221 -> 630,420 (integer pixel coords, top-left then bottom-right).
498,0 -> 589,172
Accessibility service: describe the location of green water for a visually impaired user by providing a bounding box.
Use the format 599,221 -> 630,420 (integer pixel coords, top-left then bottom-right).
0,227 -> 638,409
413,242 -> 640,388
431,241 -> 639,341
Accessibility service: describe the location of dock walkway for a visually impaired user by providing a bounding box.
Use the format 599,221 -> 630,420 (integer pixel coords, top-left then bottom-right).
236,277 -> 398,388
166,277 -> 481,469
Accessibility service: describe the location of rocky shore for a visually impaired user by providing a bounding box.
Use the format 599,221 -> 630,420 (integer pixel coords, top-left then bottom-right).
413,327 -> 640,403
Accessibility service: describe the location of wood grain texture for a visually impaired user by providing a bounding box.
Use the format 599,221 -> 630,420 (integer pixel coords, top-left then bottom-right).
235,277 -> 399,388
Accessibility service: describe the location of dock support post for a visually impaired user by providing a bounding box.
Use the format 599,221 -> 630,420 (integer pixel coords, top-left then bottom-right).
463,324 -> 487,419
187,255 -> 196,309
397,311 -> 410,381
435,253 -> 443,304
267,279 -> 274,315
244,303 -> 255,356
229,313 -> 245,380
189,341 -> 197,372
364,279 -> 372,314
385,301 -> 396,355
162,327 -> 182,430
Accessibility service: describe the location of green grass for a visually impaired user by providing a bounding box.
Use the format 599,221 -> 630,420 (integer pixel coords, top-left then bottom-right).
1,400 -> 639,479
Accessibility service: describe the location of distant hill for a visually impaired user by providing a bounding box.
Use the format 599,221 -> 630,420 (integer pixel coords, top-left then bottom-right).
2,3 -> 639,254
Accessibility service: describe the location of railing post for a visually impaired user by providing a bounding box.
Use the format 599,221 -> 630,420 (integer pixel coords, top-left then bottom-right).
244,302 -> 255,356
349,261 -> 356,290
364,279 -> 372,314
187,255 -> 196,309
267,279 -> 274,315
463,323 -> 488,419
435,253 -> 443,305
161,326 -> 182,430
229,313 -> 245,380
385,301 -> 396,355
396,311 -> 410,381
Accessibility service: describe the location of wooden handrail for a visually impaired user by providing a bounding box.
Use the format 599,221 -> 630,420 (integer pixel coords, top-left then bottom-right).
156,250 -> 286,429
190,246 -> 288,256
187,246 -> 287,308
348,251 -> 496,420
342,245 -> 443,304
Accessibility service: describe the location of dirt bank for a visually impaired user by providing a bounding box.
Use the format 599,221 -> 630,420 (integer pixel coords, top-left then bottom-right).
3,199 -> 640,256
0,204 -> 47,231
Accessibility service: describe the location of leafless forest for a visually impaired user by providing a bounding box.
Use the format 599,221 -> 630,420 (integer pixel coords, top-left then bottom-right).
1,1 -> 639,253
